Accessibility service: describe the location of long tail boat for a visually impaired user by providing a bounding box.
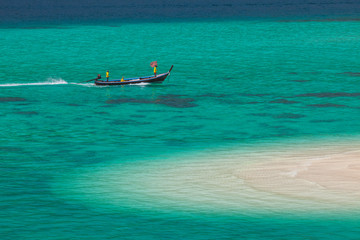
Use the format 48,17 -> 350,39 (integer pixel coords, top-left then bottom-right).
95,65 -> 173,86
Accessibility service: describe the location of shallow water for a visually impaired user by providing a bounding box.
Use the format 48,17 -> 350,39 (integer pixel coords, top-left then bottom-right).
54,137 -> 360,217
2,18 -> 360,239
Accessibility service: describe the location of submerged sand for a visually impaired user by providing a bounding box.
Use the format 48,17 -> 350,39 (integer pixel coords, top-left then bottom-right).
236,142 -> 360,211
57,138 -> 360,215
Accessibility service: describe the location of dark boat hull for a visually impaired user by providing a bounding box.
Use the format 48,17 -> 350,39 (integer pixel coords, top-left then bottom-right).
95,72 -> 169,86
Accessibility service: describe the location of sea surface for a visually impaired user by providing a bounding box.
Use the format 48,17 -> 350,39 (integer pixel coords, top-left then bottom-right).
2,7 -> 360,240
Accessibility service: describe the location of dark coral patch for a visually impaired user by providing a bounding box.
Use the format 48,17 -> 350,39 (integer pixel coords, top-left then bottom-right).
308,103 -> 348,108
94,111 -> 109,115
0,146 -> 22,152
130,114 -> 146,118
15,111 -> 38,115
106,95 -> 197,108
291,80 -> 311,83
296,92 -> 360,98
273,113 -> 306,119
239,93 -> 270,97
310,119 -> 339,123
341,72 -> 360,77
270,99 -> 299,104
156,95 -> 197,108
0,97 -> 26,102
67,103 -> 83,107
246,102 -> 262,104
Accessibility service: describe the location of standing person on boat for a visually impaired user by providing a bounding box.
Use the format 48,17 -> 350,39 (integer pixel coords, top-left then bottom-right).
106,70 -> 109,81
150,61 -> 157,77
154,65 -> 157,77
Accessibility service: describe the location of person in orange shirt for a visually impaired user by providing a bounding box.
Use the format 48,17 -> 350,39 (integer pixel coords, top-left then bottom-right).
106,70 -> 109,81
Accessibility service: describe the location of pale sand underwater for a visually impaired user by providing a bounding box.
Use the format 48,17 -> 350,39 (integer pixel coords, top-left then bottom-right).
54,137 -> 360,217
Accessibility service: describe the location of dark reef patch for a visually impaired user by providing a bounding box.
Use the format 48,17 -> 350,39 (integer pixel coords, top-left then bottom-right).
0,146 -> 23,152
270,99 -> 299,104
180,125 -> 204,131
310,119 -> 339,123
290,80 -> 311,83
246,102 -> 262,104
239,93 -> 270,97
340,72 -> 360,77
15,111 -> 38,115
94,111 -> 109,115
157,95 -> 197,108
111,120 -> 151,125
273,113 -> 306,119
296,92 -> 360,98
0,97 -> 26,102
67,103 -> 83,107
308,103 -> 348,108
107,95 -> 197,108
251,113 -> 272,117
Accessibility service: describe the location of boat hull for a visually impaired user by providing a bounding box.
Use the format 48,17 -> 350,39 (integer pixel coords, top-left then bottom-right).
95,72 -> 169,86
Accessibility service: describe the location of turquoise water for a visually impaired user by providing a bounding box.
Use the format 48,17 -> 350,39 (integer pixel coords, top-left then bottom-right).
2,19 -> 360,239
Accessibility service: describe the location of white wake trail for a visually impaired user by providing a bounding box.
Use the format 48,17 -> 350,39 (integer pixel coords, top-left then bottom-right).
0,78 -> 68,87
